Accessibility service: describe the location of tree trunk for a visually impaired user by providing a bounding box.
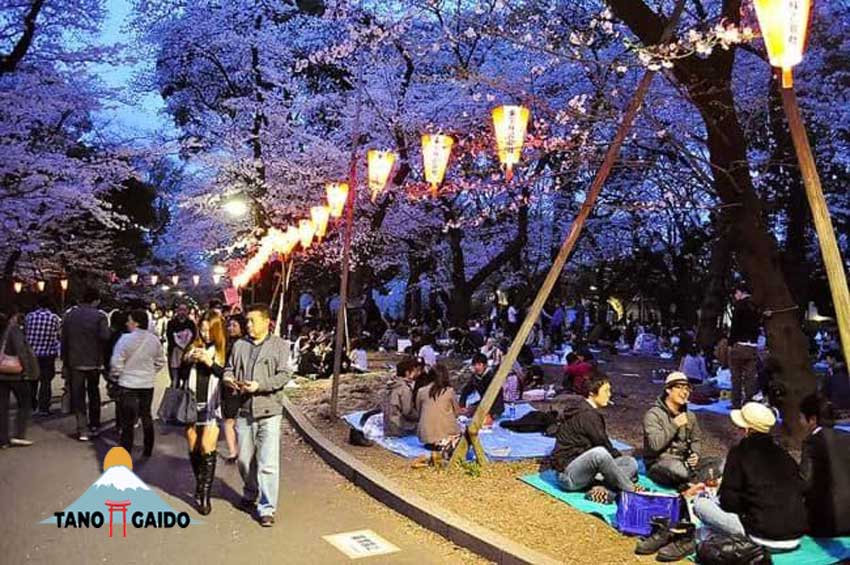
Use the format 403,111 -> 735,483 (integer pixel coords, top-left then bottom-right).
697,220 -> 732,351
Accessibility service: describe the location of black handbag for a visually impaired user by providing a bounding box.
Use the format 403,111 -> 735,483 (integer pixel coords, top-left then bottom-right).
696,533 -> 773,564
157,384 -> 197,425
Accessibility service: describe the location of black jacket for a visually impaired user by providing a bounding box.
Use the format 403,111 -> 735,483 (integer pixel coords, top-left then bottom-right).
551,400 -> 620,472
719,433 -> 807,540
800,427 -> 850,537
729,297 -> 760,343
459,368 -> 504,418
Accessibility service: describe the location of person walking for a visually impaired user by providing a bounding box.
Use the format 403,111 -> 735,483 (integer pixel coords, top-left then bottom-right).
184,313 -> 227,515
0,309 -> 39,448
62,288 -> 111,441
24,297 -> 61,416
110,309 -> 163,459
220,314 -> 247,462
166,302 -> 196,388
223,304 -> 290,526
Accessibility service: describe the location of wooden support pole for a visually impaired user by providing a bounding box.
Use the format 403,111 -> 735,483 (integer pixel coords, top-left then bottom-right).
450,1 -> 685,467
781,85 -> 850,374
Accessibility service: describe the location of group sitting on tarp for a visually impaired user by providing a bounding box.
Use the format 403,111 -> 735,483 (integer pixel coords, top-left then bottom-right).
545,367 -> 850,561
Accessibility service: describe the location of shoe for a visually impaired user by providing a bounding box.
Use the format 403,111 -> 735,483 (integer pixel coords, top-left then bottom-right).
635,517 -> 673,555
197,451 -> 216,516
656,521 -> 696,562
10,438 -> 34,447
78,434 -> 90,442
260,515 -> 275,527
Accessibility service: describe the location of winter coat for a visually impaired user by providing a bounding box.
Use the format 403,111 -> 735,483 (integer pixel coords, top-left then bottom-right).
61,304 -> 111,369
719,432 -> 807,540
415,383 -> 460,445
643,397 -> 702,469
1,322 -> 39,382
223,334 -> 291,418
551,400 -> 620,472
382,380 -> 417,437
800,427 -> 850,537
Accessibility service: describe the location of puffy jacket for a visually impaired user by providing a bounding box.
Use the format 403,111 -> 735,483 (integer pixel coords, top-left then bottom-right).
643,397 -> 701,468
551,400 -> 620,472
382,380 -> 417,437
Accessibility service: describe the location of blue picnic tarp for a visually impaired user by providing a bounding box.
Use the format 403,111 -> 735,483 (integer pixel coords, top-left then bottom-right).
343,403 -> 632,461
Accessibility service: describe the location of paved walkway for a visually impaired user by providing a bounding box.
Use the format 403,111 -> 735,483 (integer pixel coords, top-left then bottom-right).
0,372 -> 479,565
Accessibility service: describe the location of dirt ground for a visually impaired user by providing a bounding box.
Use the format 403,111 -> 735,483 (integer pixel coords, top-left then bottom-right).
287,351 -> 743,564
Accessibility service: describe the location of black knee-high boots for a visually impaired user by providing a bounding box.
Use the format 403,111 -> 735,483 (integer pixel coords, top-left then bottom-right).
189,450 -> 217,515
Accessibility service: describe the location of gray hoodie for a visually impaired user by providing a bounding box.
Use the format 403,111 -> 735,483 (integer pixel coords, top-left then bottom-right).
643,396 -> 701,468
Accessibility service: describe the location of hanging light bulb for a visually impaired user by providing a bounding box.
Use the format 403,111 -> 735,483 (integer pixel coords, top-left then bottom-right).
13,281 -> 23,294
130,273 -> 139,285
311,206 -> 330,241
492,105 -> 530,181
150,274 -> 159,286
212,274 -> 222,285
421,134 -> 454,196
326,182 -> 349,218
367,150 -> 397,201
171,275 -> 179,286
60,278 -> 69,291
192,274 -> 200,286
37,280 -> 46,292
752,0 -> 812,88
299,219 -> 316,249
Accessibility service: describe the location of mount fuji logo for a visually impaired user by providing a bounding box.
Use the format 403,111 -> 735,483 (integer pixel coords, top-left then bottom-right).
41,447 -> 197,537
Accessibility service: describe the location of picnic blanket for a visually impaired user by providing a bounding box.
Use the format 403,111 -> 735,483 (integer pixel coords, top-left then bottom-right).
836,424 -> 850,433
343,403 -> 632,461
521,470 -> 850,565
689,399 -> 734,416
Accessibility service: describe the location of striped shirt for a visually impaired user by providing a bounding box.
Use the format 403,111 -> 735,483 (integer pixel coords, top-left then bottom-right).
25,308 -> 62,357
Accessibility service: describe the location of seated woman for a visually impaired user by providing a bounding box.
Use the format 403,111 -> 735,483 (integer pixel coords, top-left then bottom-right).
551,374 -> 639,502
678,345 -> 710,383
414,364 -> 461,465
691,402 -> 807,552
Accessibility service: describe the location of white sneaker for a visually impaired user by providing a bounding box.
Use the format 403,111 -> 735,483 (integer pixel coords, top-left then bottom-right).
78,434 -> 90,442
10,438 -> 33,447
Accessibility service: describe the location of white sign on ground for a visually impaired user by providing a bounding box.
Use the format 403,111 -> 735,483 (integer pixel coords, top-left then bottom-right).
322,529 -> 400,560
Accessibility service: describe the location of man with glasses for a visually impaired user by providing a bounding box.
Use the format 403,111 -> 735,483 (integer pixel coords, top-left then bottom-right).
643,372 -> 718,489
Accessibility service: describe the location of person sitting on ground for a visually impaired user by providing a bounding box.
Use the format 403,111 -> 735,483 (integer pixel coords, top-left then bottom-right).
551,374 -> 640,503
459,353 -> 504,422
417,333 -> 438,368
678,345 -> 709,383
563,351 -> 593,395
799,394 -> 850,537
415,364 -> 461,461
381,356 -> 421,437
823,348 -> 850,412
379,323 -> 399,352
690,402 -> 807,552
643,372 -> 717,489
480,337 -> 502,367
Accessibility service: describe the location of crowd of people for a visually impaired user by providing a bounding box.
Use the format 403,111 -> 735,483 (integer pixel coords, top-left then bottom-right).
0,291 -> 291,527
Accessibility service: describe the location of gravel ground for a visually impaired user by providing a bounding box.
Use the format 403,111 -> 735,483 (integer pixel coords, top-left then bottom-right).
287,351 -> 744,564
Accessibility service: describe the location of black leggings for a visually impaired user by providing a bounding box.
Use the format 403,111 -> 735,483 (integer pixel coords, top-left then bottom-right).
119,387 -> 154,456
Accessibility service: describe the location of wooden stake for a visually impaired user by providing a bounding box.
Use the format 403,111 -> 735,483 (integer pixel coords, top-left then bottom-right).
450,1 -> 685,467
781,84 -> 850,376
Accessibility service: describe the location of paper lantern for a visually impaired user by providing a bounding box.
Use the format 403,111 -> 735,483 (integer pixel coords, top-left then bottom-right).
281,226 -> 299,256
299,219 -> 315,249
367,150 -> 397,201
60,278 -> 69,291
326,182 -> 349,218
150,274 -> 159,286
192,274 -> 200,286
492,105 -> 530,181
13,281 -> 23,293
212,274 -> 222,285
171,275 -> 179,286
37,280 -> 46,292
752,0 -> 812,88
421,134 -> 454,195
311,206 -> 330,241
130,273 -> 139,285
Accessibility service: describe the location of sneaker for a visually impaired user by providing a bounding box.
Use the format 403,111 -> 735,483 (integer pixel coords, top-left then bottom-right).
635,517 -> 672,555
78,434 -> 90,442
656,521 -> 696,562
259,515 -> 275,527
10,438 -> 34,447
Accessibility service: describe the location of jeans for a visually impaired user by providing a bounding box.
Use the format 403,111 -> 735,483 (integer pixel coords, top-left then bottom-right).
0,381 -> 32,444
32,356 -> 56,412
119,387 -> 154,456
558,446 -> 638,493
69,368 -> 101,433
693,496 -> 745,536
237,414 -> 282,517
648,456 -> 724,488
730,344 -> 758,408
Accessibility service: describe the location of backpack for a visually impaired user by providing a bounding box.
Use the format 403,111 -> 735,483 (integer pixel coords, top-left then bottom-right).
696,533 -> 772,564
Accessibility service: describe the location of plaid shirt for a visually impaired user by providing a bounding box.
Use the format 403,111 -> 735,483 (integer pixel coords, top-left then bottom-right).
25,308 -> 62,357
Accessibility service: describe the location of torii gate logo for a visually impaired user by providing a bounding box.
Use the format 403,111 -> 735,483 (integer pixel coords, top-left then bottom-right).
41,447 -> 197,537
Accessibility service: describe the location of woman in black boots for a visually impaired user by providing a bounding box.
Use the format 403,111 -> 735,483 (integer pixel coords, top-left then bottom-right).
184,312 -> 226,515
